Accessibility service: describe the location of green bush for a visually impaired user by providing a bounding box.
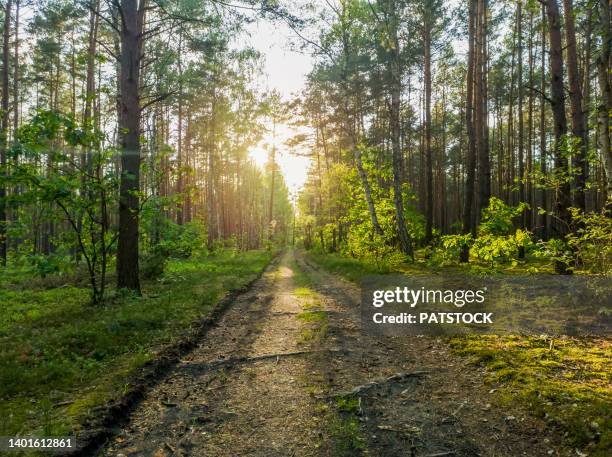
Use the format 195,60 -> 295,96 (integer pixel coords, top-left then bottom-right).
140,248 -> 168,280
158,222 -> 207,258
566,209 -> 612,274
428,233 -> 473,266
28,254 -> 66,278
471,229 -> 532,266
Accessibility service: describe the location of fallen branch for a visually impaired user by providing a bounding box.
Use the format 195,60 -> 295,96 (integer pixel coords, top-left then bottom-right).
182,348 -> 350,373
329,371 -> 429,397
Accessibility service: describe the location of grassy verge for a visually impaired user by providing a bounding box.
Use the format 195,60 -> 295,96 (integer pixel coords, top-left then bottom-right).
0,250 -> 275,444
305,250 -> 611,456
450,335 -> 611,455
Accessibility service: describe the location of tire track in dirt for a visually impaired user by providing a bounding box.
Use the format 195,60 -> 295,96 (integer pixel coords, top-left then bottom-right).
99,250 -> 568,457
100,251 -> 335,457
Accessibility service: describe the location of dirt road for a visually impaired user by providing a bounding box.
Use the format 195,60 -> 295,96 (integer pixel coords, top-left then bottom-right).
99,250 -> 567,457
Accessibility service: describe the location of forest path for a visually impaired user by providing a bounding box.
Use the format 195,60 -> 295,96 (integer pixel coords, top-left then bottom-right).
100,250 -> 566,457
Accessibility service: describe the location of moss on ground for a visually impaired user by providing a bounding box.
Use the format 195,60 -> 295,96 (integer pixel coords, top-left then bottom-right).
450,335 -> 611,456
306,250 -> 612,456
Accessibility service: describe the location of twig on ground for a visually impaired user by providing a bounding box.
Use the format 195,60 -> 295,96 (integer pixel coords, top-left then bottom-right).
329,371 -> 429,397
182,348 -> 350,373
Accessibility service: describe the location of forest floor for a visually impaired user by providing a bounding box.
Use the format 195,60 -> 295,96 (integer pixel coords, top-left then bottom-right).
100,249 -> 573,457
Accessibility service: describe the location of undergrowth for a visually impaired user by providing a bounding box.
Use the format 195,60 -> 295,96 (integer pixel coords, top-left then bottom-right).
0,249 -> 275,449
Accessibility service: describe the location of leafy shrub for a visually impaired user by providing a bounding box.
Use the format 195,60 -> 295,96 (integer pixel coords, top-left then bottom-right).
479,197 -> 529,236
28,254 -> 66,278
534,238 -> 573,271
472,229 -> 533,266
344,224 -> 408,272
565,209 -> 612,274
140,248 -> 168,280
468,198 -> 533,266
429,198 -> 533,266
159,222 -> 207,258
428,233 -> 473,266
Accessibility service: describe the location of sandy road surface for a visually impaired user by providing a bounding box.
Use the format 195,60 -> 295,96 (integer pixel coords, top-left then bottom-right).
99,250 -> 566,457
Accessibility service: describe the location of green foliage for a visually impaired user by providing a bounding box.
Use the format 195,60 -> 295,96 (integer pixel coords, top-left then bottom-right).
160,222 -> 207,258
470,197 -> 532,266
28,254 -> 65,279
534,208 -> 612,275
330,395 -> 366,456
8,110 -> 117,303
479,197 -> 529,236
344,225 -> 408,272
0,250 -> 274,440
140,248 -> 168,280
426,199 -> 534,267
472,229 -> 533,267
300,152 -> 422,270
566,209 -> 612,275
428,233 -> 473,266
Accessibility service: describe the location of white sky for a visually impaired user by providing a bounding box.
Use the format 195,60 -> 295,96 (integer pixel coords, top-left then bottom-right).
245,19 -> 314,194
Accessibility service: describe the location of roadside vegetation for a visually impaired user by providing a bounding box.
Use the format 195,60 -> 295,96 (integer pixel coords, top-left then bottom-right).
0,249 -> 275,441
305,248 -> 610,456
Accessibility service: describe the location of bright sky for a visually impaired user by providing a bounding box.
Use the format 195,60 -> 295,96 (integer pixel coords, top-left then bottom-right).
245,19 -> 314,194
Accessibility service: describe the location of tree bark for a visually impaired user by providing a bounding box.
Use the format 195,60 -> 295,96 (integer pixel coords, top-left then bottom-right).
423,12 -> 433,244
0,0 -> 12,266
563,0 -> 587,211
540,3 -> 549,239
461,0 -> 477,262
355,147 -> 384,236
388,0 -> 414,257
546,0 -> 571,221
12,0 -> 18,139
517,0 -> 526,221
477,0 -> 490,212
176,30 -> 184,225
546,0 -> 572,273
596,0 -> 612,204
117,0 -> 146,292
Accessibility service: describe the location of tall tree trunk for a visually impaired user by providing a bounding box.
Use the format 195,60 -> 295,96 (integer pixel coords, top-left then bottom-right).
517,1 -> 526,215
506,16 -> 517,204
176,30 -> 184,225
527,8 -> 535,230
540,3 -> 549,239
268,142 -> 276,244
117,0 -> 146,292
424,15 -> 433,244
461,0 -> 477,262
355,147 -> 384,236
563,0 -> 587,211
337,1 -> 384,238
207,94 -> 217,251
388,0 -> 413,257
0,0 -> 12,266
12,0 -> 18,139
477,0 -> 490,211
546,0 -> 572,273
596,0 -> 612,204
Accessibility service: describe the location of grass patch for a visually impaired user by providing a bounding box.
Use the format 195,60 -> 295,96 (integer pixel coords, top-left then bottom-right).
305,249 -> 554,282
328,396 -> 366,456
289,258 -> 329,345
297,300 -> 329,345
0,249 -> 275,444
450,335 -> 611,456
